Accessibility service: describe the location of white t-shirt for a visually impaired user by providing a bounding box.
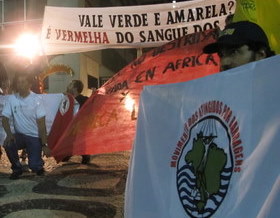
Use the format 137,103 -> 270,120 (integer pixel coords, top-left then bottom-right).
2,92 -> 46,137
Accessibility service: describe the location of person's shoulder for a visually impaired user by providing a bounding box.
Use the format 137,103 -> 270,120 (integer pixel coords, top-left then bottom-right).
29,92 -> 44,102
82,95 -> 89,100
6,94 -> 16,100
75,94 -> 88,106
1,94 -> 16,106
30,92 -> 42,98
29,91 -> 37,96
77,94 -> 88,100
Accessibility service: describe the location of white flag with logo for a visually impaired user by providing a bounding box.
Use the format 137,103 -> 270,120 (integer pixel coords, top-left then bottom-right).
125,55 -> 280,218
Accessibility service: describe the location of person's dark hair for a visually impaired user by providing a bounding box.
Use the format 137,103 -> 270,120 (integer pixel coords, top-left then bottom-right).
0,62 -> 8,88
15,73 -> 34,84
12,72 -> 35,92
247,42 -> 275,57
72,80 -> 84,93
203,21 -> 275,57
225,14 -> 234,27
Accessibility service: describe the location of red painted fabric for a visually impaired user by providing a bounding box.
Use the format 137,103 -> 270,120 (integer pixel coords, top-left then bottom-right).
51,31 -> 220,161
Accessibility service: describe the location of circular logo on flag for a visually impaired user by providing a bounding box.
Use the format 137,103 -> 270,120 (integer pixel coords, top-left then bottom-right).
59,95 -> 70,115
176,115 -> 233,217
171,101 -> 244,217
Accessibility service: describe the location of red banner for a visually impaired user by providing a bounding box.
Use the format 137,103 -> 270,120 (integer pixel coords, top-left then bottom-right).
50,30 -> 220,161
48,94 -> 75,149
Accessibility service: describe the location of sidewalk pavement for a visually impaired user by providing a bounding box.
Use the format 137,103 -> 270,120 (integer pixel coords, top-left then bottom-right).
0,150 -> 130,218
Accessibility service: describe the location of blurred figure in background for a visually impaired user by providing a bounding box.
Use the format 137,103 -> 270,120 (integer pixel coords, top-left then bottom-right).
0,62 -> 9,159
2,72 -> 50,179
65,79 -> 91,165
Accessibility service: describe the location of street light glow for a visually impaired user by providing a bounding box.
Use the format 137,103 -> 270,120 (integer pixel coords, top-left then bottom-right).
172,0 -> 177,8
14,33 -> 42,60
125,95 -> 135,112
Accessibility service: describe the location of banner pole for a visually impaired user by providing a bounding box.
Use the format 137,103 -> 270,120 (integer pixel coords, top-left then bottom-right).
137,48 -> 142,58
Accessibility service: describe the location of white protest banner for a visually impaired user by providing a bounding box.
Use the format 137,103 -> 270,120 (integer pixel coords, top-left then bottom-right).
41,0 -> 236,55
125,55 -> 280,218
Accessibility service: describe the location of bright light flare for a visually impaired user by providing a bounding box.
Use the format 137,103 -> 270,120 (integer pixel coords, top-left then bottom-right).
14,33 -> 42,59
125,96 -> 135,112
172,0 -> 177,8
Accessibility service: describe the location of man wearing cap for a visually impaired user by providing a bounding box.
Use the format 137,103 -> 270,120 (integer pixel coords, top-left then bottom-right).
203,21 -> 275,71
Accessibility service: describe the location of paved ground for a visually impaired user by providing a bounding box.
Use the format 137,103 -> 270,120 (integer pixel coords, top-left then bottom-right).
0,150 -> 131,218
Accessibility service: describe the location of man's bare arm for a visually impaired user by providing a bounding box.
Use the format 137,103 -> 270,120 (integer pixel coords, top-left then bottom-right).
37,116 -> 51,157
2,116 -> 15,145
37,116 -> 47,145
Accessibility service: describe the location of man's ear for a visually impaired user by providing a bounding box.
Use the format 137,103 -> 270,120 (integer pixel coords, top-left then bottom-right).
256,48 -> 266,60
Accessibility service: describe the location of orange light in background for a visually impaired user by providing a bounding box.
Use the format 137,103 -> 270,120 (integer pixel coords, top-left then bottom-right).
14,33 -> 42,61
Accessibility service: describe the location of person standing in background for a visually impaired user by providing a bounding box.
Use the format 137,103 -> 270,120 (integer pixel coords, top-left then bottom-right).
2,72 -> 50,179
0,62 -> 9,159
66,79 -> 91,165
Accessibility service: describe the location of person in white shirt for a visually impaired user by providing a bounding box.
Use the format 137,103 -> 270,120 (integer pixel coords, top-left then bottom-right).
2,72 -> 50,179
0,62 -> 9,159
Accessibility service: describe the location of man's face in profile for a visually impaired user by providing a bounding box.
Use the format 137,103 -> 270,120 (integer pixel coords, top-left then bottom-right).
217,45 -> 257,71
66,81 -> 75,94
